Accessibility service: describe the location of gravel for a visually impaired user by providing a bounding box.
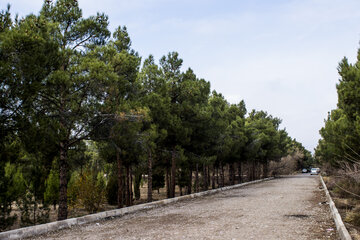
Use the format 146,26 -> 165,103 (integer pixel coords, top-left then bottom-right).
33,174 -> 337,240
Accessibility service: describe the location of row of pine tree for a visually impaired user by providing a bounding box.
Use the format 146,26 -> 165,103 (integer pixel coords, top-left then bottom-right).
0,0 -> 312,231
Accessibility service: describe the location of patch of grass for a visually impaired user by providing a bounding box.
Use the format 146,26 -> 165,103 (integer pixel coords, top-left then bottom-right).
345,206 -> 360,226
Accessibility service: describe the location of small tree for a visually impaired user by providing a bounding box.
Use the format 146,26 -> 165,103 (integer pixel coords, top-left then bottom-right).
67,169 -> 106,213
44,160 -> 59,210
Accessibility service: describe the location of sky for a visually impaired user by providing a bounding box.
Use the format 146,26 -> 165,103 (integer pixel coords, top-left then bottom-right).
3,0 -> 360,152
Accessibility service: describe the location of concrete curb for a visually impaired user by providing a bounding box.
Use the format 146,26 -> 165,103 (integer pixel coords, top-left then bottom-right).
320,175 -> 352,240
0,177 -> 274,240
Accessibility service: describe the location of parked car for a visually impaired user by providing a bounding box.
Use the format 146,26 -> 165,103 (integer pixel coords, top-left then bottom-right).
310,168 -> 318,175
302,168 -> 308,173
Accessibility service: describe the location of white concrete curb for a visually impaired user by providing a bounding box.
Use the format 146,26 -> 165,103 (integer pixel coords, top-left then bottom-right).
320,175 -> 352,240
0,177 -> 274,240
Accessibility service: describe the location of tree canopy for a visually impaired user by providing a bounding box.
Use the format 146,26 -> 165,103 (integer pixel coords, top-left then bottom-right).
0,0 -> 310,229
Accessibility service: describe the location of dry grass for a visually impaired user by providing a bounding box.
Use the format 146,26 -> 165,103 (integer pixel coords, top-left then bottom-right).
324,175 -> 360,239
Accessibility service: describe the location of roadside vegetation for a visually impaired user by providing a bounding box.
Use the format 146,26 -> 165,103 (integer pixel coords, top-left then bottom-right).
0,0 -> 313,231
316,45 -> 360,238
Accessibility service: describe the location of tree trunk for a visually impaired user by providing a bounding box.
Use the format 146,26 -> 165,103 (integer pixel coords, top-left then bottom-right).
207,166 -> 210,188
125,165 -> 130,206
187,167 -> 192,195
130,166 -> 133,205
256,161 -> 260,179
237,162 -> 242,183
58,141 -> 68,221
116,149 -> 123,208
212,167 -> 216,189
195,163 -> 199,192
220,162 -> 224,187
134,169 -> 142,201
263,160 -> 269,178
202,164 -> 208,191
170,149 -> 176,198
147,150 -> 152,202
229,163 -> 235,185
251,161 -> 256,181
166,167 -> 170,198
216,167 -> 219,186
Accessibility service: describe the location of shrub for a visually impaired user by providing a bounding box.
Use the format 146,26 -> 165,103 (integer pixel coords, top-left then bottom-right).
333,178 -> 360,199
17,189 -> 50,227
106,173 -> 118,205
0,163 -> 23,231
44,161 -> 59,210
67,170 -> 106,213
345,206 -> 360,226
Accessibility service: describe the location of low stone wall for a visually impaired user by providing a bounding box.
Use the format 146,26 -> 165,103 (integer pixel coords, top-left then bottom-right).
320,175 -> 352,240
0,177 -> 274,240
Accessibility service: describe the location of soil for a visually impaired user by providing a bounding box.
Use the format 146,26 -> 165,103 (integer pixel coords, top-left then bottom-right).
32,174 -> 337,240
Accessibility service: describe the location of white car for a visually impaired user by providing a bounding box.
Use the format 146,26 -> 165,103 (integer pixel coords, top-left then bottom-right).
310,168 -> 318,175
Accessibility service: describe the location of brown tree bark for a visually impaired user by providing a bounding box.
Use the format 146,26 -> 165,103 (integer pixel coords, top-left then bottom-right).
263,160 -> 269,178
116,149 -> 123,208
166,167 -> 170,198
251,161 -> 256,181
195,163 -> 199,192
220,162 -> 224,187
130,166 -> 133,205
216,167 -> 219,186
58,141 -> 68,221
247,161 -> 252,181
237,162 -> 242,183
125,165 -> 130,206
229,163 -> 235,185
212,167 -> 216,189
202,164 -> 208,191
170,149 -> 176,198
207,166 -> 210,188
187,167 -> 192,195
147,150 -> 152,203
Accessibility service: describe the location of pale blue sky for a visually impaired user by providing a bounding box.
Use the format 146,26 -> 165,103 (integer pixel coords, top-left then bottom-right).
3,0 -> 360,152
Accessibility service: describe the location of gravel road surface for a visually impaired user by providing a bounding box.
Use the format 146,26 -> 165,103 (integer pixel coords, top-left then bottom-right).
34,174 -> 337,240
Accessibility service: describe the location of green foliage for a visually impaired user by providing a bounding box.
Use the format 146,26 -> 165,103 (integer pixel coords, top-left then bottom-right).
67,170 -> 106,213
105,171 -> 118,205
44,161 -> 59,209
5,162 -> 50,227
316,46 -> 360,166
0,162 -> 23,231
0,1 -> 303,225
17,190 -> 50,227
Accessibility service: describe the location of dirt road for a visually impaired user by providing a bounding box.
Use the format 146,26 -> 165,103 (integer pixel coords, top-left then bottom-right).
34,175 -> 337,240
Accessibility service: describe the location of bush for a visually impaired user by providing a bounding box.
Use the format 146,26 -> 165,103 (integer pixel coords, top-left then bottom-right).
345,206 -> 360,226
67,170 -> 106,213
333,178 -> 360,199
106,173 -> 118,205
44,161 -> 59,210
269,154 -> 298,176
17,189 -> 50,227
0,163 -> 23,231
